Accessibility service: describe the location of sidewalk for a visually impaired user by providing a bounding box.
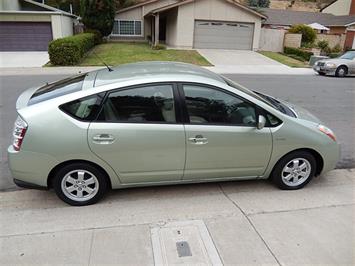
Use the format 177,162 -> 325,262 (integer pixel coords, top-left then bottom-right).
0,52 -> 50,68
0,169 -> 354,265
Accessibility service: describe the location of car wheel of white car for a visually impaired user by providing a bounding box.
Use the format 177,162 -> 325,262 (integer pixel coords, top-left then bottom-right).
53,163 -> 109,206
335,66 -> 348,77
271,151 -> 316,190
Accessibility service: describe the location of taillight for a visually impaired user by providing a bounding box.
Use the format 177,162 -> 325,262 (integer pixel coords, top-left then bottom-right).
12,116 -> 28,151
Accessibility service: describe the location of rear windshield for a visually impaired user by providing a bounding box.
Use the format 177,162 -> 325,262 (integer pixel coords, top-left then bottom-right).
28,74 -> 86,106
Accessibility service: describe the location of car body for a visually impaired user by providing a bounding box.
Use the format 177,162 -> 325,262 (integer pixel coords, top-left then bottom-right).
8,62 -> 340,205
313,51 -> 355,77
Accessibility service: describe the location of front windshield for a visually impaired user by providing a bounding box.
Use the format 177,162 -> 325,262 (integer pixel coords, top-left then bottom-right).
222,76 -> 296,117
339,51 -> 355,60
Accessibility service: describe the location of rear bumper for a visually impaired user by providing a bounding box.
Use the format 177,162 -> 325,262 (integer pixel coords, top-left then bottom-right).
7,145 -> 58,188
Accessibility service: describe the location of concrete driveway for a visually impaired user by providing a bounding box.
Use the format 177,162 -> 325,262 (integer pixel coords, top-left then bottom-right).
0,52 -> 49,68
198,49 -> 314,75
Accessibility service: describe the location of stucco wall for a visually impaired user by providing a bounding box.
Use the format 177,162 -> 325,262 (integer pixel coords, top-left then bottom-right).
165,8 -> 178,46
322,0 -> 352,16
316,33 -> 346,49
328,26 -> 346,35
51,15 -> 73,39
284,33 -> 302,48
259,28 -> 285,52
0,0 -> 20,10
173,0 -> 262,49
116,7 -> 142,20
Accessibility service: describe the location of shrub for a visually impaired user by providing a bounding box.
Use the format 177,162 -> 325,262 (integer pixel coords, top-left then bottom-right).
329,53 -> 341,58
84,29 -> 103,45
248,0 -> 270,7
332,44 -> 342,53
317,40 -> 329,50
81,0 -> 115,37
284,47 -> 314,61
289,24 -> 317,45
48,33 -> 96,65
317,40 -> 330,55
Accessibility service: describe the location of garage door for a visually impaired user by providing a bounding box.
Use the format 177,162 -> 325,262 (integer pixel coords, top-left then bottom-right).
0,22 -> 52,51
194,20 -> 254,50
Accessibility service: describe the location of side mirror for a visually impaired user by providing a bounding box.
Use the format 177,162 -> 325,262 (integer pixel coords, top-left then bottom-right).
257,115 -> 266,130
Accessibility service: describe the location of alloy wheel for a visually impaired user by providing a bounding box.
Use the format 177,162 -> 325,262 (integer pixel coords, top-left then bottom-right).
61,169 -> 99,202
281,158 -> 311,187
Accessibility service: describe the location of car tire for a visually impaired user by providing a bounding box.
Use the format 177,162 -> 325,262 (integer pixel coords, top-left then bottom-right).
335,66 -> 348,77
53,163 -> 108,206
271,151 -> 316,190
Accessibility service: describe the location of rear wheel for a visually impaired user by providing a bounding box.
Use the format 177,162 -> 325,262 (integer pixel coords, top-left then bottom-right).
53,163 -> 108,206
335,66 -> 347,77
271,151 -> 316,190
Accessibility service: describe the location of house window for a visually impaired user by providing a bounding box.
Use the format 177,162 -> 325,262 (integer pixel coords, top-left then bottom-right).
112,20 -> 142,36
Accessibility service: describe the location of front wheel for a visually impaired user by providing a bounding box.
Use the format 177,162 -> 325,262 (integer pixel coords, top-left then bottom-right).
271,151 -> 316,190
53,163 -> 108,206
335,66 -> 347,77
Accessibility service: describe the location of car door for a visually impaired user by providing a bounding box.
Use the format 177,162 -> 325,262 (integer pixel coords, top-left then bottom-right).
88,83 -> 186,184
181,84 -> 273,180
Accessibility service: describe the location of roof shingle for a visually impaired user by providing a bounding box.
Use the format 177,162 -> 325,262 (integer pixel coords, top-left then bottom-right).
261,8 -> 355,27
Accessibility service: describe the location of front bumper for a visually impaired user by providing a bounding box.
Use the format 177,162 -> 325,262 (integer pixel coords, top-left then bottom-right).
313,65 -> 336,75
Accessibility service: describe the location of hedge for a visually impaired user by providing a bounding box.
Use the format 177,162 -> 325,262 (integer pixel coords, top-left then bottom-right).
48,33 -> 96,65
284,47 -> 314,61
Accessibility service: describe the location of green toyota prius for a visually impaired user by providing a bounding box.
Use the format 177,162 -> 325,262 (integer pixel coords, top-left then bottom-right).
8,62 -> 340,206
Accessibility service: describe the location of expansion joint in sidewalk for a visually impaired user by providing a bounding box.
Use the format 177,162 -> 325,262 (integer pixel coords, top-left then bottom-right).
218,184 -> 282,266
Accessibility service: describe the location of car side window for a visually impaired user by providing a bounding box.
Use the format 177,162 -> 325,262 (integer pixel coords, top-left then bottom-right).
97,84 -> 176,123
183,85 -> 256,126
60,94 -> 104,121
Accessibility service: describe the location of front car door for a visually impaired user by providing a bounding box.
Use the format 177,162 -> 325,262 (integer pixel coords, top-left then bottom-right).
181,84 -> 273,180
88,83 -> 186,184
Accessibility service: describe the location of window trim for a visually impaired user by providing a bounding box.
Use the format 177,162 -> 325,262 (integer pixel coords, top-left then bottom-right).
111,19 -> 143,37
94,82 -> 182,125
178,82 -> 281,128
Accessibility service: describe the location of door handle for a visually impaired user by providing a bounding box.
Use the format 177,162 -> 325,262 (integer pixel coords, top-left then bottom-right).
188,135 -> 208,145
92,134 -> 115,144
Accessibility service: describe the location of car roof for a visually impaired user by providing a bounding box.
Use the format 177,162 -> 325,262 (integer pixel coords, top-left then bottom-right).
93,61 -> 226,87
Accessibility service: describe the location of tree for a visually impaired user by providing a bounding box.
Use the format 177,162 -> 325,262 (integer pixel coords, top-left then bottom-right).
248,0 -> 270,8
289,24 -> 317,45
81,0 -> 115,37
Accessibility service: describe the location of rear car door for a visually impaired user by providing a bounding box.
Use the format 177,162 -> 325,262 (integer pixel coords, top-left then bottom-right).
181,84 -> 273,180
88,83 -> 186,184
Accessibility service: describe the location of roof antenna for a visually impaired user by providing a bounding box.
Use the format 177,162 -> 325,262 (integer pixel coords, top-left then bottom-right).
92,50 -> 113,72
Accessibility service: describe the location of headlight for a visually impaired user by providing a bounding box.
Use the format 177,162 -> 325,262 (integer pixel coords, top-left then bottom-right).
318,125 -> 336,142
325,62 -> 336,68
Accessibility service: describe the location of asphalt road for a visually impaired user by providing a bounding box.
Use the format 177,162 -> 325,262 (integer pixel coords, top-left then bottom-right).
0,73 -> 354,191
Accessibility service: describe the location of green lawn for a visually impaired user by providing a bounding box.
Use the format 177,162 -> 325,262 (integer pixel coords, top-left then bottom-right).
258,51 -> 309,68
80,42 -> 212,66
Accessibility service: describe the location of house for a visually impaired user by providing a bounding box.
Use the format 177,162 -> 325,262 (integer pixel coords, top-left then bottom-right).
113,0 -> 267,50
321,0 -> 355,49
0,0 -> 77,51
321,0 -> 355,16
261,8 -> 355,49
